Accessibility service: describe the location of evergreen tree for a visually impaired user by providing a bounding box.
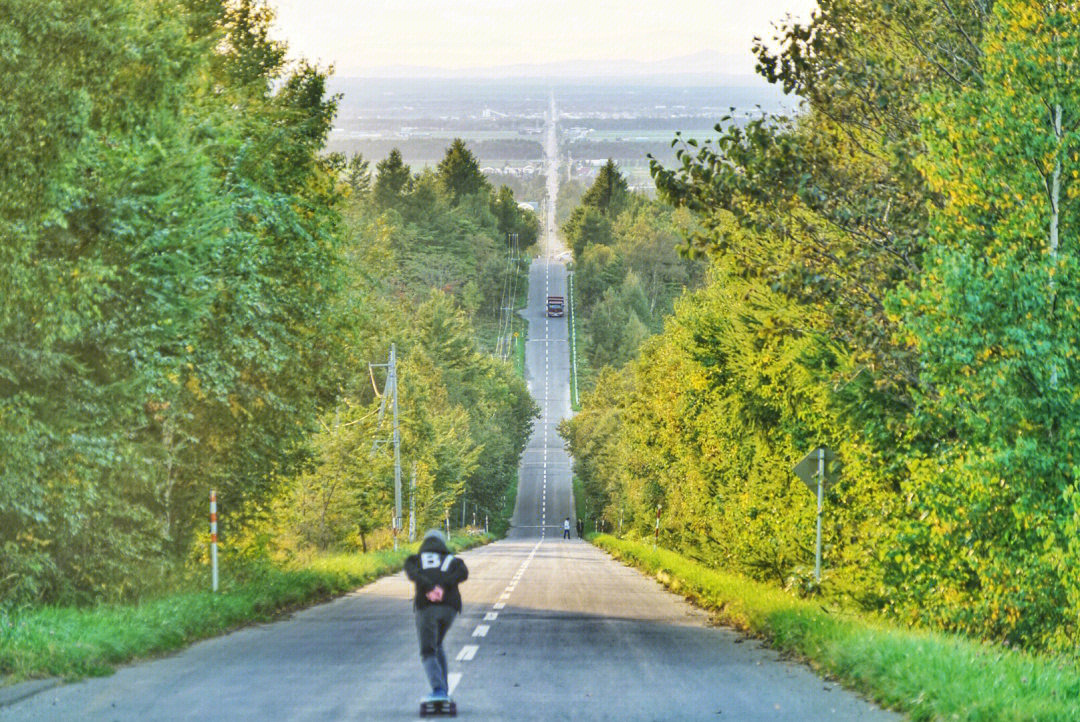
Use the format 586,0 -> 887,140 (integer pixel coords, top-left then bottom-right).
580,159 -> 629,217
436,138 -> 489,205
345,153 -> 371,196
374,148 -> 411,209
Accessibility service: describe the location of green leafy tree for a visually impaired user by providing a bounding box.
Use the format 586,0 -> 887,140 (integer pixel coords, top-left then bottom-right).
564,206 -> 614,260
0,0 -> 344,603
891,0 -> 1080,648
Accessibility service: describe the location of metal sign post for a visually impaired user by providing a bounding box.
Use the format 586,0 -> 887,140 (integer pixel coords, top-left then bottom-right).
793,447 -> 838,584
815,448 -> 824,583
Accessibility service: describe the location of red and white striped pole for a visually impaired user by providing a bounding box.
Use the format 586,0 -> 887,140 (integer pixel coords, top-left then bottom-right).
210,490 -> 219,592
654,504 -> 661,550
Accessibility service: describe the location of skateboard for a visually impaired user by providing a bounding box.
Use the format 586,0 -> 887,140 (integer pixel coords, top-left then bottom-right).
419,698 -> 457,717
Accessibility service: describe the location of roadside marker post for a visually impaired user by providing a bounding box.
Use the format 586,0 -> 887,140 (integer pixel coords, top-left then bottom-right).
409,462 -> 416,543
654,504 -> 661,550
210,490 -> 219,593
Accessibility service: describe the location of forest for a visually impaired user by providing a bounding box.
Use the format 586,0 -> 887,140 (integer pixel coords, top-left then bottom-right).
0,0 -> 537,607
562,0 -> 1080,652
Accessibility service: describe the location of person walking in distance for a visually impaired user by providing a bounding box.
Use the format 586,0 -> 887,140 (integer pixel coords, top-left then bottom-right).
576,518 -> 584,537
563,517 -> 571,539
404,529 -> 469,705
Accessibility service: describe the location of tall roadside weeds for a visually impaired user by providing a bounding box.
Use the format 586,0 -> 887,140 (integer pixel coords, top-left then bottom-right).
0,535 -> 492,683
592,535 -> 1080,722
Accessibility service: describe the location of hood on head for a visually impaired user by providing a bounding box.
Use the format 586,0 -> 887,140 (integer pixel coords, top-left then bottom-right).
420,529 -> 449,553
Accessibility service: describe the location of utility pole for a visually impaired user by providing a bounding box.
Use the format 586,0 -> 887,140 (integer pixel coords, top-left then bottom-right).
391,343 -> 401,550
370,344 -> 402,550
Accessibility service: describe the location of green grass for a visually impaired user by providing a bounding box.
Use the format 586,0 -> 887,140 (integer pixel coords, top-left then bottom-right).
511,257 -> 530,378
568,271 -> 581,411
0,534 -> 492,683
592,535 -> 1080,722
513,329 -> 526,378
491,471 -> 519,538
572,477 -> 586,527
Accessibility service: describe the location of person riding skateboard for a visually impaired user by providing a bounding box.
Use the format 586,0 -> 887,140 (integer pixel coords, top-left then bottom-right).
405,529 -> 469,705
563,517 -> 571,539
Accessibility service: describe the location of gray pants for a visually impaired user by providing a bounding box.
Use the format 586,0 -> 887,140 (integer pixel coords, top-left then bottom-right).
415,604 -> 457,693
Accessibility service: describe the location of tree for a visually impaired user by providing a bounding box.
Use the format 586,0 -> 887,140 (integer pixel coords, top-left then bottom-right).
581,159 -> 629,217
891,0 -> 1080,648
563,206 -> 613,260
345,153 -> 372,196
374,149 -> 412,209
0,0 -> 345,603
436,138 -> 489,205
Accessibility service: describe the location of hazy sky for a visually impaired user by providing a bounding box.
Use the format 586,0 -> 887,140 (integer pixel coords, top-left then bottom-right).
268,0 -> 819,77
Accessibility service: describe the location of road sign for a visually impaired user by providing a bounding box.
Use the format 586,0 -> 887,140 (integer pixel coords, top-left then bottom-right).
791,446 -> 840,584
793,447 -> 838,493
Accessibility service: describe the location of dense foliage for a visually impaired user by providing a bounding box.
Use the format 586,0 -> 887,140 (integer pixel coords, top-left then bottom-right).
0,1 -> 536,606
561,161 -> 705,385
263,138 -> 538,557
564,0 -> 1080,651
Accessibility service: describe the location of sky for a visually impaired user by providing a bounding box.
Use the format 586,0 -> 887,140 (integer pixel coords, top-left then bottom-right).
268,0 -> 819,79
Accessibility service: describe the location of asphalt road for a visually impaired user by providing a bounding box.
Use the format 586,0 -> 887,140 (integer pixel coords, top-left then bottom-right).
0,101 -> 900,722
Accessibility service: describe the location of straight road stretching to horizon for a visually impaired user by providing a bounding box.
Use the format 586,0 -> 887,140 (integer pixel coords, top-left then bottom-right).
0,98 -> 898,722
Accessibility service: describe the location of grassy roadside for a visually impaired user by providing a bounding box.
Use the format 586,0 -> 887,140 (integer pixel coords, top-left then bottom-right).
592,535 -> 1080,722
487,470 -> 519,538
513,328 -> 526,378
568,270 -> 581,412
0,534 -> 492,684
512,256 -> 530,378
572,477 -> 586,527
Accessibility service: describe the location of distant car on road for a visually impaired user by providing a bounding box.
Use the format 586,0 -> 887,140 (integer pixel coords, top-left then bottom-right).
546,295 -> 565,317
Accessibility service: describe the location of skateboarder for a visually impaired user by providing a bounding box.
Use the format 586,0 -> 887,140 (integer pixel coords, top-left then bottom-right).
405,529 -> 469,707
563,517 -> 571,539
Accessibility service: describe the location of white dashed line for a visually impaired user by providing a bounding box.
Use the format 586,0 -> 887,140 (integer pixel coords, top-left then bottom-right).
448,673 -> 462,694
456,645 -> 478,661
493,602 -> 506,610
484,612 -> 498,621
472,625 -> 490,638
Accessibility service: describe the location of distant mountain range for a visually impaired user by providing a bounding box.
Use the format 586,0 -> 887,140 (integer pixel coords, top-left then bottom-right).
346,50 -> 762,85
